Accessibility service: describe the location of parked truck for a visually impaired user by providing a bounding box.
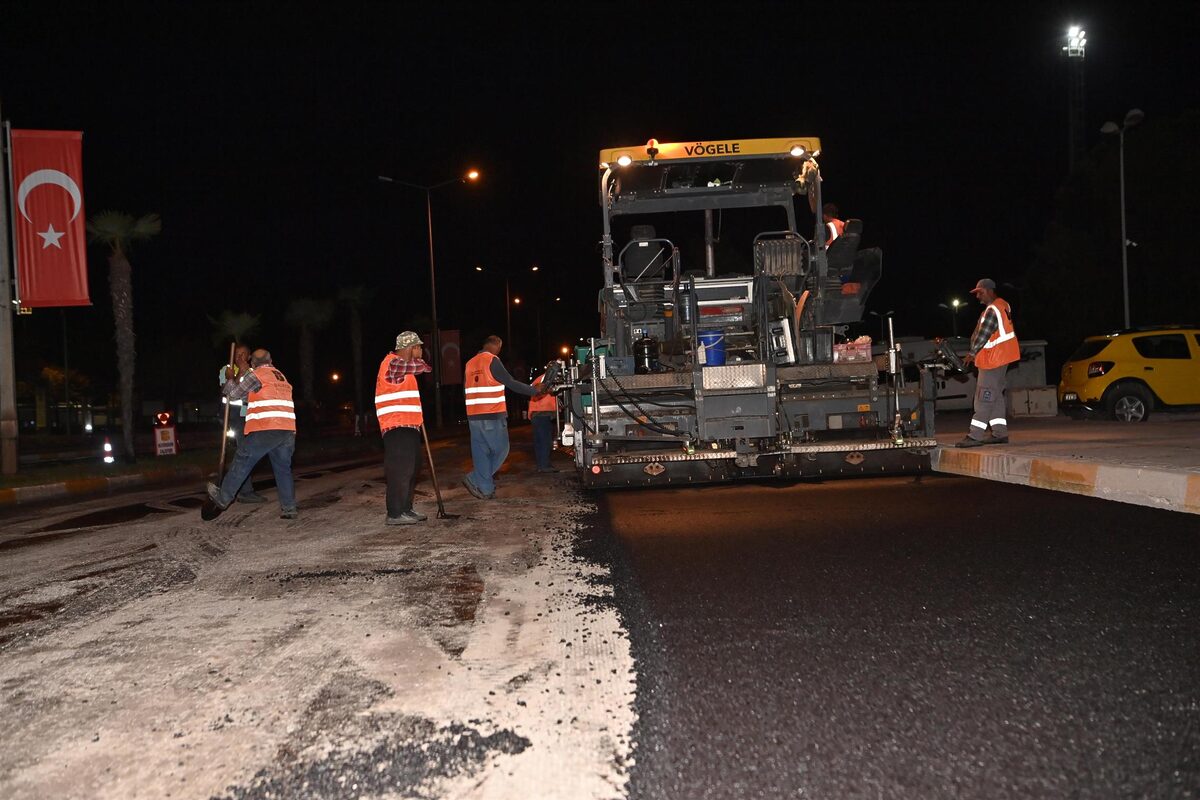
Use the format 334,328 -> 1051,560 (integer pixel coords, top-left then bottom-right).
548,137 -> 939,488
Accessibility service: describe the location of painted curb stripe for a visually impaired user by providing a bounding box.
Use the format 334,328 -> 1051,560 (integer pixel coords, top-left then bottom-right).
932,448 -> 1199,516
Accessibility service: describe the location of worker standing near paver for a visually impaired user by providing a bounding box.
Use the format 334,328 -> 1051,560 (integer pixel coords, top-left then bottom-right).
461,335 -> 546,499
375,331 -> 432,525
528,370 -> 559,473
205,348 -> 299,519
957,278 -> 1020,447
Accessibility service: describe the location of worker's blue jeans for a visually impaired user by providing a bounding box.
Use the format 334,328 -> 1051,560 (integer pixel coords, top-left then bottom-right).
216,429 -> 296,511
531,414 -> 555,469
467,416 -> 509,496
228,412 -> 256,498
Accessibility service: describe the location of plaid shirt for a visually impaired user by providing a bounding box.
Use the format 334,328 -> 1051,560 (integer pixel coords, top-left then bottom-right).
385,355 -> 432,383
969,306 -> 999,355
223,369 -> 263,402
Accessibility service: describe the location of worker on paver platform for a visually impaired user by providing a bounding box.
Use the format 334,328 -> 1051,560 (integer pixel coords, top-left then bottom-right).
462,335 -> 546,499
375,331 -> 432,526
956,278 -> 1020,448
206,349 -> 299,519
218,343 -> 266,504
822,203 -> 846,244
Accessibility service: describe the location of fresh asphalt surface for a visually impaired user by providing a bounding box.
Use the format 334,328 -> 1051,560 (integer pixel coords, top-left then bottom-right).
592,473 -> 1200,799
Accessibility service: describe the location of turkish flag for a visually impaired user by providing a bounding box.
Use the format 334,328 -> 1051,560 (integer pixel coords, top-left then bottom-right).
10,130 -> 90,307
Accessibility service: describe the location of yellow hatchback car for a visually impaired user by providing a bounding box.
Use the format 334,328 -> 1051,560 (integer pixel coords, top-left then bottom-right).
1058,326 -> 1200,421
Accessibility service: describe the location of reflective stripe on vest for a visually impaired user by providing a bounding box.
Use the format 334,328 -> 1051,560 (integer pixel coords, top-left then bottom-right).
975,299 -> 1020,370
826,218 -> 845,244
464,352 -> 506,415
375,355 -> 423,433
528,374 -> 556,414
244,366 -> 297,434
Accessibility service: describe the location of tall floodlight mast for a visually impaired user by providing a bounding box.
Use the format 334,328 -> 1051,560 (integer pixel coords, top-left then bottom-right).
1063,25 -> 1088,171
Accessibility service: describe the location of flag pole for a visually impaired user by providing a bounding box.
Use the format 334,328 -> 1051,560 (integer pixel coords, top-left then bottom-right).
0,104 -> 20,476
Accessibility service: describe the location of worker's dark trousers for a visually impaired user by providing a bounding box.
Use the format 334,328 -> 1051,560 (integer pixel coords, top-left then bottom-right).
969,366 -> 1009,440
531,413 -> 555,469
383,426 -> 422,517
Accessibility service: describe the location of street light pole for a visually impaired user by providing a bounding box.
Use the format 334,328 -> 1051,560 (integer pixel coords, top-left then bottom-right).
423,187 -> 442,428
378,170 -> 479,428
1102,109 -> 1143,329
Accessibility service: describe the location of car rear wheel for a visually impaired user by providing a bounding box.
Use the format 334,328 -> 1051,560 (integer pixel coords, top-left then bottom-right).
1107,384 -> 1151,422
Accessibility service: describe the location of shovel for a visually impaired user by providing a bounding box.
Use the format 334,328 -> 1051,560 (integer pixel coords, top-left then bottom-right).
420,424 -> 459,520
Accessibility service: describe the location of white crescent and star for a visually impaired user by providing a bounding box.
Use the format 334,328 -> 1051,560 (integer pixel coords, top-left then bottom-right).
16,169 -> 82,250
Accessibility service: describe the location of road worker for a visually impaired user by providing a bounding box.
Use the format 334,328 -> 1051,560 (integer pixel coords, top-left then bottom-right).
956,279 -> 1020,447
461,335 -> 546,499
375,331 -> 432,525
205,348 -> 298,519
822,203 -> 846,244
528,370 -> 559,473
218,343 -> 265,504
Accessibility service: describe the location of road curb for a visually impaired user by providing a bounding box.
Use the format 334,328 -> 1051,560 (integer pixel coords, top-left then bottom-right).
932,447 -> 1200,515
0,467 -> 207,508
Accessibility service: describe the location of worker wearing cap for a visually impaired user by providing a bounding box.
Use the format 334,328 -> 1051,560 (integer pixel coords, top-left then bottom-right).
956,279 -> 1020,447
462,335 -> 546,499
206,349 -> 299,519
375,331 -> 432,525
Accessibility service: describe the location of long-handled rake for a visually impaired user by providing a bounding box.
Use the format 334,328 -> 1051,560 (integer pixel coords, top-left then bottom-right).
420,424 -> 459,520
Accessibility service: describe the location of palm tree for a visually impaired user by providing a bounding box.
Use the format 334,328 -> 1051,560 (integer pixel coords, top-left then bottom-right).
87,211 -> 162,462
336,285 -> 370,429
285,298 -> 334,406
208,310 -> 261,348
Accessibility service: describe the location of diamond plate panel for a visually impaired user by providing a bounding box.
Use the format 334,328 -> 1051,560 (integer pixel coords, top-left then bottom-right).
597,372 -> 693,391
700,363 -> 767,390
777,363 -> 876,381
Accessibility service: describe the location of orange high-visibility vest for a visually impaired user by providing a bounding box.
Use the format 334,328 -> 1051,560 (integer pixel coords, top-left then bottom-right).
464,351 -> 506,415
374,355 -> 423,434
244,365 -> 296,434
528,374 -> 556,414
826,218 -> 845,244
974,298 -> 1020,370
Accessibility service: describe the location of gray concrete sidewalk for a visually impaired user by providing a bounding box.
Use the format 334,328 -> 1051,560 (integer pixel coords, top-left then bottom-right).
932,411 -> 1200,515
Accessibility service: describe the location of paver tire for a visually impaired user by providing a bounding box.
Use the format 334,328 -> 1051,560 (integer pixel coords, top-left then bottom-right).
1106,383 -> 1151,423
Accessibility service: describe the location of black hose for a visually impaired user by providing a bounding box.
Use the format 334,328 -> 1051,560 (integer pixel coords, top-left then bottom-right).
605,372 -> 690,438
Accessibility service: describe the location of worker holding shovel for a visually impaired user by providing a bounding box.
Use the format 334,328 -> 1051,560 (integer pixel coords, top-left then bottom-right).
374,331 -> 435,525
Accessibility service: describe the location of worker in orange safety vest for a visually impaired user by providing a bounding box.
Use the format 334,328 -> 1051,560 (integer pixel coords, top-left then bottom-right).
528,371 -> 559,473
957,278 -> 1020,447
375,330 -> 433,525
461,335 -> 546,499
822,202 -> 846,245
206,348 -> 299,519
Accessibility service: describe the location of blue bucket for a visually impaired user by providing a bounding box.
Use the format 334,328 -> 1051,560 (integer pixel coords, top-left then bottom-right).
698,330 -> 726,366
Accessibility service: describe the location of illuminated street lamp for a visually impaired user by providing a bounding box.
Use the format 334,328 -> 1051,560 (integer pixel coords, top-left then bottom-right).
1101,109 -> 1144,329
1062,25 -> 1086,58
377,169 -> 480,427
937,299 -> 964,338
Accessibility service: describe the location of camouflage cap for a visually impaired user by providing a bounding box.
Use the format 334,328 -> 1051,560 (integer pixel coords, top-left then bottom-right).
395,331 -> 423,350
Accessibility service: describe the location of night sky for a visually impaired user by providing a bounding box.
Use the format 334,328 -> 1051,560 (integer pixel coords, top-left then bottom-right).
2,2 -> 1198,406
